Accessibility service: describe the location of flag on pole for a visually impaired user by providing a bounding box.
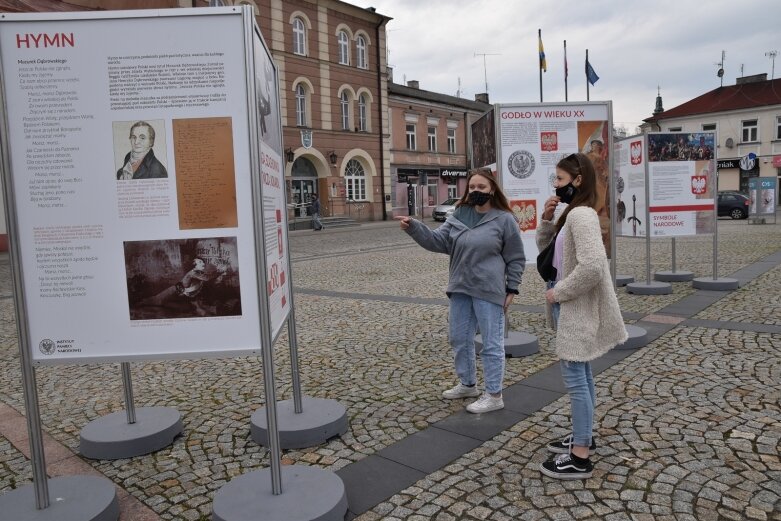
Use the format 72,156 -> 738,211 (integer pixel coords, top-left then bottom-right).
538,32 -> 547,72
586,59 -> 599,85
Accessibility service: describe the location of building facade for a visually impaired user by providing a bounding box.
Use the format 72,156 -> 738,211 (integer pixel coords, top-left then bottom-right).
388,80 -> 491,218
644,74 -> 781,197
253,0 -> 391,223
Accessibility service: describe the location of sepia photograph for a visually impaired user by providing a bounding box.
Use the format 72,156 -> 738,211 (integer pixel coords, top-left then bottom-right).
123,237 -> 241,320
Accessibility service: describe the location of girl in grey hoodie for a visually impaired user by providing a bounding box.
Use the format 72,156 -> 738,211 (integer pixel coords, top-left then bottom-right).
395,169 -> 525,414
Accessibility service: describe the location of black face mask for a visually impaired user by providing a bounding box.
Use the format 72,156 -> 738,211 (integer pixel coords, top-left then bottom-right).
467,191 -> 492,206
555,183 -> 578,205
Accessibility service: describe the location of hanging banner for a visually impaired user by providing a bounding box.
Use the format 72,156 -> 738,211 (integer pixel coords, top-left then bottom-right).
614,135 -> 647,237
647,132 -> 716,236
494,102 -> 612,259
0,8 -> 277,363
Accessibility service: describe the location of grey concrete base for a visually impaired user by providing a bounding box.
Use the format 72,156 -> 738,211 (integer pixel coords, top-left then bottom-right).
614,324 -> 649,350
626,280 -> 673,295
692,277 -> 739,290
475,331 -> 539,358
79,406 -> 182,460
654,270 -> 694,282
212,465 -> 347,521
251,396 -> 348,449
0,475 -> 118,521
615,274 -> 634,286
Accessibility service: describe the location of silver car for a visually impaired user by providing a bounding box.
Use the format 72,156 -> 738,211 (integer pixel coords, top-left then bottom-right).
432,198 -> 459,221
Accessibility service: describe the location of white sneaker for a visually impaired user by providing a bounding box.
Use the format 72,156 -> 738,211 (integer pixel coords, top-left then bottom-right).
442,383 -> 480,399
466,393 -> 504,414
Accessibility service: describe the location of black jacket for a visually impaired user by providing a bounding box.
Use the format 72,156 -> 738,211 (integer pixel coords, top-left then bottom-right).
116,148 -> 168,180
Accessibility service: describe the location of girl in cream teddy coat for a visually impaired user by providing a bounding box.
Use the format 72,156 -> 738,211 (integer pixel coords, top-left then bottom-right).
536,152 -> 627,480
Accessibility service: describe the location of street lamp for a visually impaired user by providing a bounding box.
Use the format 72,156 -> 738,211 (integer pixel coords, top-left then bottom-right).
328,150 -> 338,166
285,148 -> 295,163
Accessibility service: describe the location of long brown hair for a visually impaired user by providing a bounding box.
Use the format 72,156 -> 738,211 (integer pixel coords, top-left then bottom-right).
455,169 -> 513,213
555,153 -> 599,232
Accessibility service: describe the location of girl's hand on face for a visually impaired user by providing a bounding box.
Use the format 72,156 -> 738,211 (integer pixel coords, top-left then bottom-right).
542,196 -> 560,221
393,216 -> 411,230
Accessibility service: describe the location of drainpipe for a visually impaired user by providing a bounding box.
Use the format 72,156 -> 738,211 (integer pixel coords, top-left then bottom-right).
375,18 -> 388,220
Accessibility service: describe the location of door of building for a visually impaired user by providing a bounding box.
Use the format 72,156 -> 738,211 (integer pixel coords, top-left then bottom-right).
291,179 -> 316,217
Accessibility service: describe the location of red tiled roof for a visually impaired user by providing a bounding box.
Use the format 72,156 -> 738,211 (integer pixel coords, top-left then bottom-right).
645,78 -> 781,123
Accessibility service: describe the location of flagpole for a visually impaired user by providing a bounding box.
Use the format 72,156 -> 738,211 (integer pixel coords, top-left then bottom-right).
586,48 -> 590,101
538,29 -> 543,102
564,40 -> 568,102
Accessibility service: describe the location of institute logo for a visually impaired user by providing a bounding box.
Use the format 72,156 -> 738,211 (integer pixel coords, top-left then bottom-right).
39,339 -> 55,355
630,141 -> 642,165
507,150 -> 535,179
540,132 -> 558,151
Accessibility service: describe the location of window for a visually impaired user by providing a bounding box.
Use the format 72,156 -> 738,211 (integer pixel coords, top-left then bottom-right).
742,119 -> 758,142
292,17 -> 306,56
345,159 -> 366,200
340,91 -> 350,130
356,36 -> 367,69
776,116 -> 781,140
406,124 -> 416,150
295,84 -> 307,126
447,128 -> 456,153
428,126 -> 437,151
668,127 -> 682,132
702,123 -> 716,131
338,31 -> 349,65
358,94 -> 367,131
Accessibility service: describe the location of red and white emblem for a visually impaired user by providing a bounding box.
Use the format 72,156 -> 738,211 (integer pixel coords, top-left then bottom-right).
630,141 -> 642,165
691,175 -> 707,194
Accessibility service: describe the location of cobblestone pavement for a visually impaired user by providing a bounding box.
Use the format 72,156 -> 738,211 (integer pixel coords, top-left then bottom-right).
0,214 -> 779,520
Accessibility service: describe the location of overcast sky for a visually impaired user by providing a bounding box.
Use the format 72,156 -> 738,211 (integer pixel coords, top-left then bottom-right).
347,0 -> 781,133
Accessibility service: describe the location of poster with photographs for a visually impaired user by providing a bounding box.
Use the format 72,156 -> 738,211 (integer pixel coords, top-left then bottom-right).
471,109 -> 496,170
495,102 -> 612,260
614,135 -> 647,237
0,8 -> 266,363
748,177 -> 777,217
647,132 -> 716,236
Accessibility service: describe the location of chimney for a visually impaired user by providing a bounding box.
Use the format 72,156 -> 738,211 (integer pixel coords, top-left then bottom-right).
407,80 -> 419,89
736,73 -> 768,85
475,93 -> 489,103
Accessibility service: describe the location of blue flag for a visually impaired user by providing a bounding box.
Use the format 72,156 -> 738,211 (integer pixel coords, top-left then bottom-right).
586,60 -> 599,85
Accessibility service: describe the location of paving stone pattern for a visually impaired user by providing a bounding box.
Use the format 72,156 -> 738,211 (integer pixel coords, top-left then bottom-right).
0,215 -> 779,520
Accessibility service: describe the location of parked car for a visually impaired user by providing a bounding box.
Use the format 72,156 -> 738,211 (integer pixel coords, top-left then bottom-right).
717,191 -> 749,219
432,198 -> 459,221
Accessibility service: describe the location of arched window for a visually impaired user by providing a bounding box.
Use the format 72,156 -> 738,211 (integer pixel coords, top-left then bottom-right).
358,94 -> 367,132
356,35 -> 367,69
292,17 -> 306,55
338,31 -> 350,65
295,84 -> 307,127
345,159 -> 366,201
340,91 -> 350,130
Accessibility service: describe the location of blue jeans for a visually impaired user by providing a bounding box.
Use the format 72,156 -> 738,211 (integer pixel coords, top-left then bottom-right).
449,293 -> 505,395
560,360 -> 596,448
548,280 -> 595,448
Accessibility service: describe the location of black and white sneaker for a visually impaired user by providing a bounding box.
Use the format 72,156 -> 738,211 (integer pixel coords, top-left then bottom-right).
547,434 -> 597,455
540,453 -> 593,480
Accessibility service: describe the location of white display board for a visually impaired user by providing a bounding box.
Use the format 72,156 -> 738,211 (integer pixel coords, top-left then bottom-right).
0,8 -> 286,363
748,177 -> 777,217
614,135 -> 647,237
494,102 -> 612,259
647,132 -> 716,237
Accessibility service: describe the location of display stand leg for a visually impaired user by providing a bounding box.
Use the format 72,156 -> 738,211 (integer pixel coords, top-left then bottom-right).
692,219 -> 738,290
627,222 -> 671,295
79,362 -> 182,460
655,237 -> 693,282
251,309 -> 348,449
